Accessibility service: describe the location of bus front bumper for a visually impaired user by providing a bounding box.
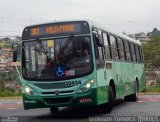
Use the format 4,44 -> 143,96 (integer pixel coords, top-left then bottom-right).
22,88 -> 98,110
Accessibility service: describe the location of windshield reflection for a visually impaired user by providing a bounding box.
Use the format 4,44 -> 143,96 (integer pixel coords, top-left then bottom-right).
22,36 -> 93,80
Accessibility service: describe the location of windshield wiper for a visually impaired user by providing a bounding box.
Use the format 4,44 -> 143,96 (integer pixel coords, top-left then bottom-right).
35,38 -> 48,55
60,35 -> 74,53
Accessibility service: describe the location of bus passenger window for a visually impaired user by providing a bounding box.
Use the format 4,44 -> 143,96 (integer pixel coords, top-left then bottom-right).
133,44 -> 137,62
102,32 -> 112,60
117,38 -> 125,61
131,43 -> 136,62
93,32 -> 105,68
98,47 -> 103,60
128,42 -> 133,61
110,35 -> 118,60
135,45 -> 140,63
139,46 -> 144,63
124,41 -> 131,62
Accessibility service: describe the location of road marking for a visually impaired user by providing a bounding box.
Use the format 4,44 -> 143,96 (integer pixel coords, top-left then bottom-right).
17,101 -> 22,104
6,108 -> 17,110
138,99 -> 160,102
137,101 -> 145,103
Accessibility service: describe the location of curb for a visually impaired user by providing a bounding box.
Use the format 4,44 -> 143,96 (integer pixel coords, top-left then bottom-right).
140,92 -> 160,95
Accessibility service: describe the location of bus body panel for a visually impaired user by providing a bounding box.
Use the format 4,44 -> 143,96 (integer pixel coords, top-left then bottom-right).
96,68 -> 109,104
134,63 -> 145,92
112,61 -> 124,98
22,72 -> 100,110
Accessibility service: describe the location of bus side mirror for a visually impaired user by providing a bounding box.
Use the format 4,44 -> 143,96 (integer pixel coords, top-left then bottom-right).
95,34 -> 104,47
13,50 -> 17,62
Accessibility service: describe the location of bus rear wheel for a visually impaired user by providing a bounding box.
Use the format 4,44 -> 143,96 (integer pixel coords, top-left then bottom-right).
50,107 -> 59,114
125,81 -> 139,102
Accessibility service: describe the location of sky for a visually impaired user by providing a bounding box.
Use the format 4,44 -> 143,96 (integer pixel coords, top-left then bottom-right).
0,0 -> 160,37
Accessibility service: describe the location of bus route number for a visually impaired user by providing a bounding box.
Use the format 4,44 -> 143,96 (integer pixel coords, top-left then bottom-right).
65,81 -> 81,86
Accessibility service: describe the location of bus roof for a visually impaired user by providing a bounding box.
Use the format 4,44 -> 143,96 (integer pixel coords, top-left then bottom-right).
88,20 -> 141,45
24,19 -> 141,45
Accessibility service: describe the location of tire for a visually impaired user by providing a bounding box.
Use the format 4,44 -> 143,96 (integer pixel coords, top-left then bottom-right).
50,107 -> 59,114
102,85 -> 114,113
125,81 -> 139,102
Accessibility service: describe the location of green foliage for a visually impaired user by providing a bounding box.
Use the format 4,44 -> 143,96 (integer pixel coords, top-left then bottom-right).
0,71 -> 21,97
151,28 -> 160,37
0,42 -> 11,48
0,87 -> 21,97
0,76 -> 5,90
156,79 -> 160,87
143,86 -> 160,93
143,35 -> 160,71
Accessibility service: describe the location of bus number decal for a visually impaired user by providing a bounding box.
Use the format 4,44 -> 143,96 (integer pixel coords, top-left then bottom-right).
65,80 -> 81,86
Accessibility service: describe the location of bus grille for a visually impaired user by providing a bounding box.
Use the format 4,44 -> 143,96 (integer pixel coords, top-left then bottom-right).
41,90 -> 74,95
34,83 -> 69,89
44,97 -> 71,104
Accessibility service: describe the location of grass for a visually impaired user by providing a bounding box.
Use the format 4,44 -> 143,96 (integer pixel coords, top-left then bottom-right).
143,86 -> 160,93
0,96 -> 22,100
0,87 -> 22,97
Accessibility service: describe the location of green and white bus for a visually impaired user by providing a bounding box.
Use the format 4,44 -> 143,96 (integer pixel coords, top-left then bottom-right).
13,20 -> 145,113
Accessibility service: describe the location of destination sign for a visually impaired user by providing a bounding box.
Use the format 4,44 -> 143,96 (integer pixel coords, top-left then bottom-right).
31,24 -> 79,36
22,21 -> 90,40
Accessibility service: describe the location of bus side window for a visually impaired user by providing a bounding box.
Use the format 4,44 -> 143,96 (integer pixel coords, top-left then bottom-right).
122,39 -> 127,61
139,46 -> 144,63
93,32 -> 105,68
131,43 -> 136,62
133,44 -> 138,62
115,37 -> 120,60
135,45 -> 140,63
97,29 -> 105,61
124,41 -> 131,62
128,42 -> 133,62
93,33 -> 99,60
98,47 -> 104,60
110,35 -> 118,60
138,46 -> 143,63
117,38 -> 125,61
102,32 -> 112,60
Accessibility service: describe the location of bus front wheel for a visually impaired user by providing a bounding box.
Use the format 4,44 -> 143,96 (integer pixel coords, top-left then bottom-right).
102,85 -> 114,113
50,107 -> 59,114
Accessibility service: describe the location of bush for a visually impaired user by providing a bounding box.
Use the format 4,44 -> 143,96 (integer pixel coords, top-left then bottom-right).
156,79 -> 160,87
0,87 -> 22,97
143,86 -> 160,93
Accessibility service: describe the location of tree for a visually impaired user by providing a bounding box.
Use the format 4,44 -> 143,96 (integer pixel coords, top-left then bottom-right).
0,75 -> 5,91
143,35 -> 160,71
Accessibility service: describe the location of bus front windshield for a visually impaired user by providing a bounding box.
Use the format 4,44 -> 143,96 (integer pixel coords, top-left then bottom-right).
22,36 -> 93,81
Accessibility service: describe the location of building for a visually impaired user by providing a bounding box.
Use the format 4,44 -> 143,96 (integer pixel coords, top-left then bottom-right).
0,55 -> 7,71
6,61 -> 21,70
135,32 -> 151,43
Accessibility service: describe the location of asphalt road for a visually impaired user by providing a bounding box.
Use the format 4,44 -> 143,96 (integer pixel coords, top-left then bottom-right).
0,94 -> 160,122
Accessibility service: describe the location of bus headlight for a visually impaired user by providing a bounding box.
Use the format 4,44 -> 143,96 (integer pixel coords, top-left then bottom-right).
76,79 -> 95,93
25,86 -> 30,93
24,85 -> 37,96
